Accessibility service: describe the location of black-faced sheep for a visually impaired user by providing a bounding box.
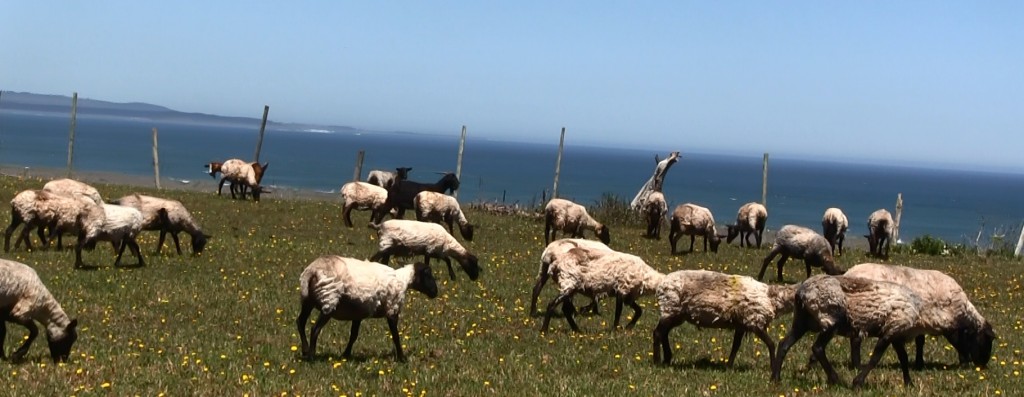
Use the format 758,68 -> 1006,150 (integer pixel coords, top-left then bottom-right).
867,209 -> 895,258
653,270 -> 798,367
529,238 -> 615,316
75,204 -> 145,268
340,181 -> 390,228
757,225 -> 843,282
543,198 -> 611,245
296,255 -> 438,362
821,207 -> 849,256
0,258 -> 79,362
4,189 -> 103,252
367,167 -> 411,190
372,173 -> 461,224
42,178 -> 103,205
111,194 -> 210,255
369,219 -> 481,281
413,191 -> 474,241
208,159 -> 269,201
668,203 -> 721,254
642,191 -> 668,239
726,202 -> 767,248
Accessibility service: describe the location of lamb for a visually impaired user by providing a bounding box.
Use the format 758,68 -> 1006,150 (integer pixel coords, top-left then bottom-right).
543,198 -> 611,245
540,250 -> 664,333
668,203 -> 721,254
529,238 -> 615,316
4,189 -> 103,252
757,224 -> 843,282
0,258 -> 79,362
413,191 -> 474,241
771,275 -> 925,388
75,204 -> 145,268
821,207 -> 849,256
653,270 -> 798,367
210,159 -> 269,201
867,209 -> 895,258
843,263 -> 995,370
726,202 -> 767,248
373,172 -> 461,223
42,178 -> 103,205
641,191 -> 668,239
340,181 -> 390,227
296,255 -> 438,362
367,167 -> 411,190
111,194 -> 210,255
369,219 -> 481,281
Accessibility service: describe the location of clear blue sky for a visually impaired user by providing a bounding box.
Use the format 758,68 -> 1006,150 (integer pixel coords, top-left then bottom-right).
2,2 -> 1022,172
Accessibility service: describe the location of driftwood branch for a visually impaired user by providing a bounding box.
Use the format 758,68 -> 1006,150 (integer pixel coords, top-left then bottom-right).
630,151 -> 680,210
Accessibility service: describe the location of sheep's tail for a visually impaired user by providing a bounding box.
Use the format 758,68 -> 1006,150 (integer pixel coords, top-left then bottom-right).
300,266 -> 344,315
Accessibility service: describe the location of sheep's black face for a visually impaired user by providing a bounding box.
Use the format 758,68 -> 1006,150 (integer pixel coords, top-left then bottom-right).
192,233 -> 210,254
47,319 -> 78,363
597,226 -> 611,245
971,322 -> 996,367
412,263 -> 439,298
709,234 -> 722,253
725,225 -> 739,244
460,254 -> 481,281
460,224 -> 475,242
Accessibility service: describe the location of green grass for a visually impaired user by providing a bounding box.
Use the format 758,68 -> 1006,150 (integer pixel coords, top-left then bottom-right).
1,175 -> 1022,396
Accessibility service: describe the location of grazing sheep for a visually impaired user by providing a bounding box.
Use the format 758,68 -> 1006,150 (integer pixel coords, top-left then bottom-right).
111,194 -> 210,255
821,208 -> 849,256
543,198 -> 611,245
668,203 -> 721,254
0,258 -> 79,362
843,263 -> 994,370
75,204 -> 145,268
367,167 -> 412,190
757,225 -> 843,282
529,238 -> 615,316
726,202 -> 767,248
42,178 -> 103,205
373,172 -> 461,223
653,270 -> 798,366
641,191 -> 668,239
214,159 -> 269,201
4,189 -> 103,252
296,255 -> 438,362
867,209 -> 895,258
369,219 -> 481,281
540,250 -> 664,333
340,181 -> 390,228
413,191 -> 474,241
771,275 -> 925,388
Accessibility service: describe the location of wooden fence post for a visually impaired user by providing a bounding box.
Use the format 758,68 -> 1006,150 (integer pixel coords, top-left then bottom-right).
893,193 -> 903,243
152,128 -> 161,189
454,125 -> 467,199
253,105 -> 269,163
552,127 -> 566,200
761,153 -> 769,207
1014,222 -> 1024,257
352,150 -> 365,182
66,92 -> 78,178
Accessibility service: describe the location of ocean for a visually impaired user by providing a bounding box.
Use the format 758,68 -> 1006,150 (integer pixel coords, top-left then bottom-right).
2,110 -> 1023,245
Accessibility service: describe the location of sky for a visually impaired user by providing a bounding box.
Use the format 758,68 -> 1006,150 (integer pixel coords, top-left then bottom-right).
2,2 -> 1023,172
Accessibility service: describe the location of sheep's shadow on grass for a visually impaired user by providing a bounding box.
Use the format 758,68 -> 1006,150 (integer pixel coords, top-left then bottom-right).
663,357 -> 757,372
298,352 -> 372,364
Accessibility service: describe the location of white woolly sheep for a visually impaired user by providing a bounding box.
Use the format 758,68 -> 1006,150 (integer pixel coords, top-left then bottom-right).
726,202 -> 767,248
758,225 -> 843,282
540,250 -> 664,333
369,219 -> 481,281
0,258 -> 79,362
821,207 -> 849,256
867,209 -> 895,258
668,203 -> 721,254
529,238 -> 615,316
42,178 -> 103,205
75,204 -> 145,268
772,275 -> 926,388
4,189 -> 103,252
112,194 -> 210,255
213,159 -> 269,201
413,191 -> 474,241
340,181 -> 390,228
366,167 -> 411,190
843,263 -> 994,370
653,270 -> 798,367
296,255 -> 438,362
642,191 -> 668,239
543,198 -> 611,245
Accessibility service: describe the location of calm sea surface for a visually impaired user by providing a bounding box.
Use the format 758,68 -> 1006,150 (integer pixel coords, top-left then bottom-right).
2,111 -> 1024,244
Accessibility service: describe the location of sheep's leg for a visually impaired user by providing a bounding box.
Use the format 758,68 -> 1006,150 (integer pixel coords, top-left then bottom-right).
529,263 -> 549,316
771,314 -> 810,382
580,295 -> 600,315
74,231 -> 87,268
756,230 -> 764,249
561,297 -> 580,332
652,317 -> 681,364
307,311 -> 332,359
811,327 -> 843,386
296,299 -> 315,358
668,226 -> 679,254
369,249 -> 391,265
36,224 -> 50,249
541,291 -> 576,333
156,230 -> 168,254
170,232 -> 183,255
914,334 -> 927,370
757,248 -> 781,281
440,256 -> 457,281
623,297 -> 643,329
343,204 -> 356,227
849,333 -> 863,369
387,317 -> 406,362
113,240 -> 128,267
0,320 -> 6,359
3,209 -> 23,252
544,215 -> 554,244
852,337 -> 893,389
751,327 -> 776,367
8,318 -> 38,362
688,235 -> 696,252
342,319 -> 362,358
613,296 -> 624,329
217,177 -> 228,196
127,238 -> 145,266
775,255 -> 790,282
892,340 -> 913,385
727,329 -> 746,367
16,226 -> 34,251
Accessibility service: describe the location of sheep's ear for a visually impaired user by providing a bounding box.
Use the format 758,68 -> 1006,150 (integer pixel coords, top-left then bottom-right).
68,319 -> 79,330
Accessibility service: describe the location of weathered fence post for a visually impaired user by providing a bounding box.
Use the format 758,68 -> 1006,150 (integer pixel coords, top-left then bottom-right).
253,105 -> 269,162
552,127 -> 566,199
66,92 -> 78,178
152,128 -> 161,189
761,153 -> 769,207
1014,222 -> 1024,257
352,150 -> 365,182
893,193 -> 903,243
454,125 -> 467,199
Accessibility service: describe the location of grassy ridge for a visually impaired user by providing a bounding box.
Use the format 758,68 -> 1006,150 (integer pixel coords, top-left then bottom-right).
1,175 -> 1021,396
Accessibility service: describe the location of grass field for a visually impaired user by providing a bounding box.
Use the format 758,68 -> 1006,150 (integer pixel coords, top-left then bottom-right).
1,174 -> 1021,396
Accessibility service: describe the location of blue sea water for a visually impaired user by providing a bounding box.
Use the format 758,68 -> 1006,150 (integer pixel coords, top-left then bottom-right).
2,111 -> 1024,245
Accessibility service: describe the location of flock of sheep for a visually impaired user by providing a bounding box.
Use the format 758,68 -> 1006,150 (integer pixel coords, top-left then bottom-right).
0,160 -> 996,390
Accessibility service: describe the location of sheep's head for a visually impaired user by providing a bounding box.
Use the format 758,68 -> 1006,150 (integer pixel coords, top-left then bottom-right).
411,262 -> 439,299
458,223 -> 475,242
192,233 -> 211,254
252,162 -> 270,184
457,253 -> 481,281
46,319 -> 78,363
955,321 -> 996,368
395,167 -> 412,180
709,233 -> 723,253
596,225 -> 611,245
438,173 -> 460,194
205,162 -> 222,178
725,224 -> 740,244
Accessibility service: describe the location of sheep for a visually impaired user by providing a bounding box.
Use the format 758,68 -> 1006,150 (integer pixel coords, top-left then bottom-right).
726,202 -> 767,248
42,178 -> 103,204
757,225 -> 843,282
641,191 -> 668,239
529,238 -> 615,316
771,275 -> 926,388
0,258 -> 79,362
210,159 -> 269,201
413,191 -> 474,241
296,255 -> 438,362
372,172 -> 461,223
340,181 -> 390,228
668,203 -> 721,254
842,263 -> 994,370
369,219 -> 481,281
367,167 -> 411,190
653,270 -> 798,367
543,198 -> 611,245
821,207 -> 849,256
74,204 -> 145,268
111,194 -> 210,255
3,189 -> 103,252
867,209 -> 895,258
540,250 -> 664,333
